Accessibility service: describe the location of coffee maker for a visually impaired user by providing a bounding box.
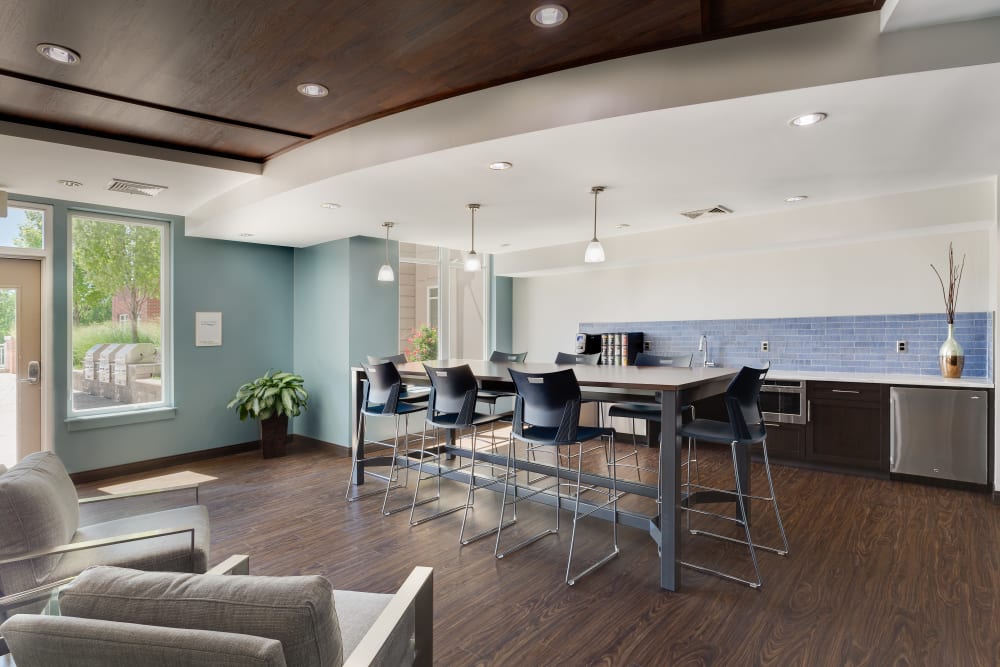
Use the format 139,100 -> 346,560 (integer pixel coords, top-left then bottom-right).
575,333 -> 602,355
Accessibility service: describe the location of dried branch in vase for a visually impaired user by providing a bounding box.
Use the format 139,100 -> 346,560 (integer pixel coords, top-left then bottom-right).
930,242 -> 965,325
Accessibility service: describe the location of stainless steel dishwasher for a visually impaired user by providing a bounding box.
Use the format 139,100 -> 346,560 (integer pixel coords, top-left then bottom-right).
889,386 -> 988,484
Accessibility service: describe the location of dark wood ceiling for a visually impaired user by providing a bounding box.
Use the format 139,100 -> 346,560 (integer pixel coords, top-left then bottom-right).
0,0 -> 884,163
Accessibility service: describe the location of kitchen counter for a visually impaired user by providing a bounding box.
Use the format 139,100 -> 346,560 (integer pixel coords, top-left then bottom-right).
767,370 -> 993,389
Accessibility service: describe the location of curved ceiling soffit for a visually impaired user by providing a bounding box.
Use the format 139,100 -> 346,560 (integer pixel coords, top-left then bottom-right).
185,12 -> 1000,232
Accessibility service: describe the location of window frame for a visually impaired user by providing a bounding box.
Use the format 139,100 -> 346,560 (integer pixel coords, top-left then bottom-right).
66,211 -> 173,418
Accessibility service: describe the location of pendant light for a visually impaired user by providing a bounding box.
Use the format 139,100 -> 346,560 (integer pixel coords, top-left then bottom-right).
464,203 -> 482,272
584,185 -> 606,263
377,221 -> 395,282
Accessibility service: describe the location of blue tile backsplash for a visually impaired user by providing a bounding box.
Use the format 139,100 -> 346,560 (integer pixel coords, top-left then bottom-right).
580,312 -> 993,379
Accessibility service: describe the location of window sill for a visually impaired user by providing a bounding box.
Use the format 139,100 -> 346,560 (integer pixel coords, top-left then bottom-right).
65,407 -> 177,431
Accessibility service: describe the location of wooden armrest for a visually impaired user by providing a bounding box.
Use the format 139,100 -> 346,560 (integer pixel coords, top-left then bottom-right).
0,527 -> 196,567
79,483 -> 200,505
206,555 -> 250,576
343,566 -> 433,667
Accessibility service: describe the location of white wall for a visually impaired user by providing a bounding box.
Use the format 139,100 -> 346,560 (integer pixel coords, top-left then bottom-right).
507,182 -> 995,363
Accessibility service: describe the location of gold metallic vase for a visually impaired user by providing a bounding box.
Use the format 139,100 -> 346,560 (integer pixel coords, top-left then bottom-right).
938,323 -> 964,378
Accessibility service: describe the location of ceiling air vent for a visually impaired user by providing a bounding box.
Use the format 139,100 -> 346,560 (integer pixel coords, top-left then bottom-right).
106,178 -> 168,197
680,205 -> 732,221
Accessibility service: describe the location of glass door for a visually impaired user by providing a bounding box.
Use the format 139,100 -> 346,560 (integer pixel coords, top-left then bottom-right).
0,258 -> 42,467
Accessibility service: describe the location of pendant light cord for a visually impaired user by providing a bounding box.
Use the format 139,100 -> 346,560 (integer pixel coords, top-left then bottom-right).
471,206 -> 476,253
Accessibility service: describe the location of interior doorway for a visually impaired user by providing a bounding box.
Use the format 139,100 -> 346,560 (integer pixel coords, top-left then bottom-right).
0,258 -> 42,467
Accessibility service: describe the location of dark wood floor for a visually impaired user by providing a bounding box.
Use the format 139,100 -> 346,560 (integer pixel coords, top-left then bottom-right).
78,439 -> 1000,666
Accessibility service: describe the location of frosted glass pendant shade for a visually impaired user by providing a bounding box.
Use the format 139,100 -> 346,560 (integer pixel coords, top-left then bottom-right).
464,250 -> 482,272
584,239 -> 605,263
377,263 -> 395,282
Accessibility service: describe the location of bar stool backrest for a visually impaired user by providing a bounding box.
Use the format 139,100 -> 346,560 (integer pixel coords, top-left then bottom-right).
508,368 -> 582,443
634,353 -> 693,368
367,353 -> 407,365
489,351 -> 527,363
362,361 -> 402,414
423,364 -> 478,425
725,365 -> 769,442
554,352 -> 600,365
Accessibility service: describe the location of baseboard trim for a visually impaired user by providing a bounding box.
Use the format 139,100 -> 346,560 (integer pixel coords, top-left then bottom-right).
293,434 -> 350,457
70,441 -> 260,484
69,435 -> 350,484
993,490 -> 1000,506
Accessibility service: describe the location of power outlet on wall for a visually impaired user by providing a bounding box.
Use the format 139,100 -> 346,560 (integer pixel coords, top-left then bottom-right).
896,340 -> 907,353
643,341 -> 652,351
760,341 -> 769,352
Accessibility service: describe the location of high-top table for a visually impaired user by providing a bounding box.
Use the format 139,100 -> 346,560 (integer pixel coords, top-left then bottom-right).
350,359 -> 737,592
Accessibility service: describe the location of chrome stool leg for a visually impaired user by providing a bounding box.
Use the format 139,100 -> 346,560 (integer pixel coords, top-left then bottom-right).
760,438 -> 790,556
566,434 -> 621,585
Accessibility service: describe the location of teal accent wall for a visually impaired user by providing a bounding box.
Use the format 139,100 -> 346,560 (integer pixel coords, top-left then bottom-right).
13,194 -> 294,473
493,275 -> 513,354
293,235 -> 398,447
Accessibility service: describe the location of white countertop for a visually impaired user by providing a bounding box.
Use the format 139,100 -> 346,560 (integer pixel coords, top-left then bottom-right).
767,370 -> 993,389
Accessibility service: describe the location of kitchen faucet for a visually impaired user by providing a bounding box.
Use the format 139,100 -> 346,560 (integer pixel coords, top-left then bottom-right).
698,335 -> 714,367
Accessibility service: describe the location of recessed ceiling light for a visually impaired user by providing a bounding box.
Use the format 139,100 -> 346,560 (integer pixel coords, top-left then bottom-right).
784,195 -> 809,203
489,161 -> 513,170
238,233 -> 254,238
789,112 -> 827,127
530,4 -> 568,27
320,202 -> 341,209
500,243 -> 512,248
37,43 -> 81,65
296,83 -> 329,98
615,223 -> 630,229
57,179 -> 83,187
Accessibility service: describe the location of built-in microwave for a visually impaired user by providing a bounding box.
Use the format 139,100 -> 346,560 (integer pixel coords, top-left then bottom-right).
759,379 -> 806,425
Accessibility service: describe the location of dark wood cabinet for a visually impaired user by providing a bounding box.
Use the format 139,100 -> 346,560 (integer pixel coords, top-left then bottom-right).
759,421 -> 805,460
806,382 -> 888,471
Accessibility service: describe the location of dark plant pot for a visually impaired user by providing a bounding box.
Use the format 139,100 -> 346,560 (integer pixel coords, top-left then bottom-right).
260,415 -> 289,458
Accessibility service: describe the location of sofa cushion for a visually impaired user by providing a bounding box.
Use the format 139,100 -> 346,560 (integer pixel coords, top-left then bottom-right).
1,614 -> 288,667
59,566 -> 343,667
0,451 -> 80,595
52,505 -> 211,580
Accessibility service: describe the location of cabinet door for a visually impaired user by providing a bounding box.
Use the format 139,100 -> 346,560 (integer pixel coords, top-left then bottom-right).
760,422 -> 805,460
807,399 -> 883,469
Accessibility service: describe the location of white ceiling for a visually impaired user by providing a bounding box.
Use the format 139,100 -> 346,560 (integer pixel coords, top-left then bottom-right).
185,62 -> 1000,252
2,5 -> 999,255
0,132 -> 257,217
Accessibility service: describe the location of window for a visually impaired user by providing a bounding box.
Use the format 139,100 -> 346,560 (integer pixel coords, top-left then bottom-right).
69,213 -> 170,414
0,205 -> 46,250
427,286 -> 439,330
398,242 -> 439,361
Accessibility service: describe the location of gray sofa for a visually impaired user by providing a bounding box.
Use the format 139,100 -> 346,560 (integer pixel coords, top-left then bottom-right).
0,559 -> 433,667
0,452 -> 209,618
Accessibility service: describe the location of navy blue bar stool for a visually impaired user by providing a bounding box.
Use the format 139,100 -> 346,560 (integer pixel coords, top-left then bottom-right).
495,368 -> 620,585
607,353 -> 694,480
554,351 -> 600,365
346,361 -> 428,515
410,364 -> 512,546
677,364 -> 790,589
366,354 -> 430,404
476,350 -> 527,413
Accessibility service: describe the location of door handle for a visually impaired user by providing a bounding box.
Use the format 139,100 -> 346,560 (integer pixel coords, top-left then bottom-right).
18,360 -> 40,385
806,400 -> 811,422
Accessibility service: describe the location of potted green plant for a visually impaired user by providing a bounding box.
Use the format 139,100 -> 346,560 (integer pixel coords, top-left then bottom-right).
227,370 -> 308,458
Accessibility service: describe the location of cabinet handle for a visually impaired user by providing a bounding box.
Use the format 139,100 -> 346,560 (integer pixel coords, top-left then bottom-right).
807,400 -> 811,422
831,389 -> 860,394
764,422 -> 781,428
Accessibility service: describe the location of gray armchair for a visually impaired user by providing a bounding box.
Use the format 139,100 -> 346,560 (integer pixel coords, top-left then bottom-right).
1,559 -> 433,667
0,452 -> 209,618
